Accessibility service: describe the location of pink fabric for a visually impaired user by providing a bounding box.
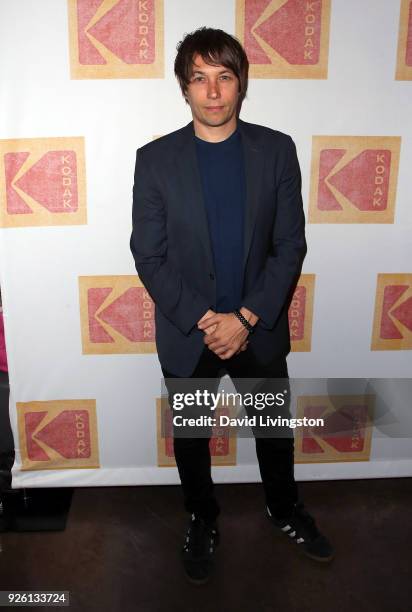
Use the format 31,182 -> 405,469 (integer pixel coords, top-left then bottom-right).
0,311 -> 8,372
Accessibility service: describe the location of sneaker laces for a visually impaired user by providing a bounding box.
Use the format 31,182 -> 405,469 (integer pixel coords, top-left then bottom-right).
184,514 -> 216,557
291,503 -> 320,541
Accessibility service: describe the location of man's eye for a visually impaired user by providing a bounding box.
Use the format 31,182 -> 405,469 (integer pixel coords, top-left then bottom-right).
220,75 -> 231,80
193,76 -> 204,82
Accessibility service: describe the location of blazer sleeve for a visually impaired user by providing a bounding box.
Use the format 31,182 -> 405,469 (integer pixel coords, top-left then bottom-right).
130,147 -> 211,336
241,136 -> 307,330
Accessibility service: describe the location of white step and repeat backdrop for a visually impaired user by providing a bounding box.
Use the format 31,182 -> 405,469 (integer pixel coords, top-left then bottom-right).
0,0 -> 411,488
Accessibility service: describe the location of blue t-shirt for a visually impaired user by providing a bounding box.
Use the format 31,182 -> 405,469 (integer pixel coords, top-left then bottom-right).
195,128 -> 246,313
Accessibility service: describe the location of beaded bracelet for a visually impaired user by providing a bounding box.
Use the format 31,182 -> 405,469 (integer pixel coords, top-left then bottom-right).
233,309 -> 255,334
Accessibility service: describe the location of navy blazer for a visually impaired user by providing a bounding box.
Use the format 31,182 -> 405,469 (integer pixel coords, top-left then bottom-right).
130,118 -> 306,376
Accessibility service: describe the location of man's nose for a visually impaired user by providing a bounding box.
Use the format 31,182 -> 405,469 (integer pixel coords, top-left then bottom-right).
207,80 -> 221,99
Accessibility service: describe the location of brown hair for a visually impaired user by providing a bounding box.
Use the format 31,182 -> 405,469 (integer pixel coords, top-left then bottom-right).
174,27 -> 249,109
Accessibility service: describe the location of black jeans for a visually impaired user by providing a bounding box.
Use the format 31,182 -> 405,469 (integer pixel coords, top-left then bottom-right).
161,345 -> 299,523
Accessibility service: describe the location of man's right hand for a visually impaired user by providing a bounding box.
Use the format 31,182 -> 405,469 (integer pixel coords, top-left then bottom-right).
197,309 -> 248,354
197,309 -> 218,335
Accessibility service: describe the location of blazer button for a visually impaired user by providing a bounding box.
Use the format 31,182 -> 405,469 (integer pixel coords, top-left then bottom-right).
209,273 -> 215,280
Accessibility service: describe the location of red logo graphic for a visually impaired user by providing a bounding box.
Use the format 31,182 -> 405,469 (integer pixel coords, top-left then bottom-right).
380,285 -> 412,339
295,395 -> 374,463
301,403 -> 369,455
289,285 -> 306,341
245,0 -> 322,65
88,286 -> 155,343
76,0 -> 155,65
25,410 -> 91,461
156,399 -> 237,467
288,274 -> 315,351
318,149 -> 391,212
372,274 -> 412,350
5,150 -> 78,215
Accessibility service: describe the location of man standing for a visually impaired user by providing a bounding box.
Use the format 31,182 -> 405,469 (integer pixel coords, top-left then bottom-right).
131,27 -> 333,584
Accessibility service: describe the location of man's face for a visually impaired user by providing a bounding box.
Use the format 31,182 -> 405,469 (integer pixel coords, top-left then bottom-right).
184,54 -> 240,128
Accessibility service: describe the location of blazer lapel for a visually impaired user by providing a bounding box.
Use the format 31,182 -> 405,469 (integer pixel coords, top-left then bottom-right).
238,119 -> 265,270
173,122 -> 215,273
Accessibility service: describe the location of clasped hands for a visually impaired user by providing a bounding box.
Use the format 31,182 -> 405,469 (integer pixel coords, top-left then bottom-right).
197,307 -> 258,360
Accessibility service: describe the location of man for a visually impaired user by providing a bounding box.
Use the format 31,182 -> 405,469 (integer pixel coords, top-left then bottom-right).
130,27 -> 333,584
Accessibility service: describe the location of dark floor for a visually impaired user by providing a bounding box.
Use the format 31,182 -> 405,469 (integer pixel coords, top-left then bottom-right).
0,478 -> 411,612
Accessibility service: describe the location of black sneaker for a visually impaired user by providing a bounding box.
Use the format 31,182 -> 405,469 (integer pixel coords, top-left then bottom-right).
181,513 -> 219,584
267,502 -> 334,562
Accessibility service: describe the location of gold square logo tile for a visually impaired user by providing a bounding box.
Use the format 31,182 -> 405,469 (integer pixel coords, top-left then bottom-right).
0,137 -> 86,228
295,395 -> 374,463
156,398 -> 237,467
309,136 -> 401,223
289,274 -> 315,352
371,274 -> 412,350
79,275 -> 156,354
67,0 -> 164,79
236,0 -> 331,78
17,399 -> 99,470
